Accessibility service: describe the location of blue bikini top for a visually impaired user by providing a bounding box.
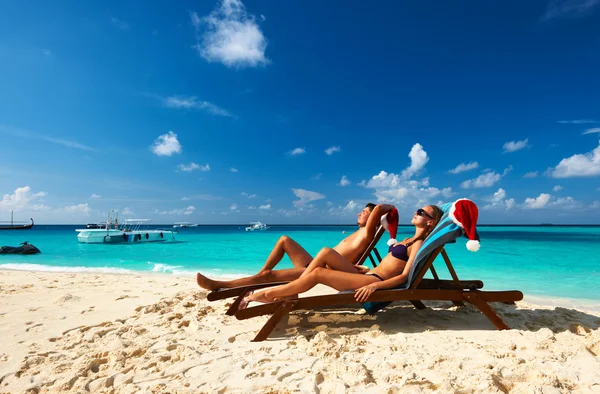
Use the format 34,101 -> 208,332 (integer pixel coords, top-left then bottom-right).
388,243 -> 409,261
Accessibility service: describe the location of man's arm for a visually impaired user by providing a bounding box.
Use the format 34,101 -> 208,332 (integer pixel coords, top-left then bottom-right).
365,204 -> 395,241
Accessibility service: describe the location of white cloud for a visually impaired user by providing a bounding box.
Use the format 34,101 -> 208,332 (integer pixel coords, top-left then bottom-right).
491,188 -> 507,202
241,192 -> 256,199
522,193 -> 551,209
191,0 -> 269,68
461,171 -> 502,189
557,119 -> 597,124
505,198 -> 516,210
358,144 -> 452,208
259,204 -> 271,210
248,206 -> 256,210
151,131 -> 182,157
178,162 -> 200,172
582,128 -> 600,135
339,175 -> 351,187
156,206 -> 196,215
230,203 -> 238,210
448,162 -> 479,174
542,0 -> 600,20
591,201 -> 600,209
110,17 -> 129,30
312,173 -> 323,180
59,203 -> 91,215
287,147 -> 306,156
199,163 -> 210,172
553,185 -> 564,192
1,186 -> 48,211
401,143 -> 429,178
163,95 -> 233,117
230,167 -> 239,172
41,49 -> 51,56
0,125 -> 96,152
90,194 -> 102,199
44,137 -> 96,152
291,188 -> 325,208
551,142 -> 600,178
503,139 -> 529,153
482,188 -> 515,211
121,207 -> 134,216
523,171 -> 538,178
325,146 -> 341,155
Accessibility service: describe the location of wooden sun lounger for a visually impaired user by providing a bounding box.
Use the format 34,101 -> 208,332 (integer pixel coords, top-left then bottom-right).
207,226 -> 387,307
234,245 -> 523,342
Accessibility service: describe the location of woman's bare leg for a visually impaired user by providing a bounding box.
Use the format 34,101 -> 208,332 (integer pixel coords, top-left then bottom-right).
258,235 -> 313,273
300,247 -> 358,278
246,267 -> 380,303
196,268 -> 304,291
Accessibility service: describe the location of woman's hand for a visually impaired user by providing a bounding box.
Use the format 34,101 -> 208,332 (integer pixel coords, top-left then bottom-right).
354,282 -> 380,302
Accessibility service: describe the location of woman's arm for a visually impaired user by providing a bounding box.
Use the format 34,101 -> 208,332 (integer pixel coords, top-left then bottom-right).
354,240 -> 423,302
364,204 -> 395,241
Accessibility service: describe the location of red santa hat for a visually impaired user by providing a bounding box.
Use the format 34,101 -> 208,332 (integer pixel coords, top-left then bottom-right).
449,198 -> 480,252
381,208 -> 399,246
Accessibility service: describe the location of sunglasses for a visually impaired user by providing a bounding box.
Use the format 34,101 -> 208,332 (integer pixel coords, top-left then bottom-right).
416,208 -> 433,220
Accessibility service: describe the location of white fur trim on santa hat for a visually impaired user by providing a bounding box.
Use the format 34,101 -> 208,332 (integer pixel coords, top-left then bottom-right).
448,198 -> 469,228
466,240 -> 480,252
387,238 -> 397,246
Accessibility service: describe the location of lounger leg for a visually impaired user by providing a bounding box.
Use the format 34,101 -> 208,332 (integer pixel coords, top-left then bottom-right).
226,289 -> 251,316
464,292 -> 510,330
252,300 -> 298,342
410,300 -> 426,310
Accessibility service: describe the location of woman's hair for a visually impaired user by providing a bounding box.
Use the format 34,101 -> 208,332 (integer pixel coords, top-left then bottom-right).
406,204 -> 443,246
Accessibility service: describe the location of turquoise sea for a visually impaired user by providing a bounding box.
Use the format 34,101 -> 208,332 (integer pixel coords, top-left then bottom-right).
1,225 -> 599,307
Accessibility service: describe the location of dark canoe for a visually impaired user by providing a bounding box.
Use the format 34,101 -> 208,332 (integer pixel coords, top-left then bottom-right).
0,218 -> 34,230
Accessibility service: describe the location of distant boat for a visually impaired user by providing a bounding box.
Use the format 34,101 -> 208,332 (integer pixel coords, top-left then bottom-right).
75,210 -> 176,244
0,211 -> 34,230
245,221 -> 269,232
173,222 -> 199,228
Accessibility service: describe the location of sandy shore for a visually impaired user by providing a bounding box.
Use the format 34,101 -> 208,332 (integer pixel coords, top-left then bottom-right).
1,269 -> 599,393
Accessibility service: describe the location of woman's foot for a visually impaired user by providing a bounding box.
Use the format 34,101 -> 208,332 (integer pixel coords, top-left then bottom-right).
196,272 -> 221,291
244,290 -> 274,303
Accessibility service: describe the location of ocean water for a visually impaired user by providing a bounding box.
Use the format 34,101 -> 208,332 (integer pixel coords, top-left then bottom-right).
1,225 -> 599,305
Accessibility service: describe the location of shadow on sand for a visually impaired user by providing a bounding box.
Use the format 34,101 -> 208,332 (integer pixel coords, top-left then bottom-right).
266,301 -> 600,340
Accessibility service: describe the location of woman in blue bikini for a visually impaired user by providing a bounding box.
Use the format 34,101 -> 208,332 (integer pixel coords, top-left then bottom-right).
244,204 -> 443,304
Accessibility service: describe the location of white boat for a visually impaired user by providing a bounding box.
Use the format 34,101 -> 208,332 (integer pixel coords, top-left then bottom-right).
245,221 -> 269,231
76,211 -> 176,244
173,222 -> 199,228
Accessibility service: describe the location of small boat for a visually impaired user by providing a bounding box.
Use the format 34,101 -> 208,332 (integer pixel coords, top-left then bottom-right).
245,221 -> 269,232
0,241 -> 41,255
75,211 -> 176,244
173,222 -> 199,228
0,211 -> 34,230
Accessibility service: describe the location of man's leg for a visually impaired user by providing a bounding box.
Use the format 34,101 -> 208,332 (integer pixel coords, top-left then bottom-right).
258,235 -> 313,273
196,267 -> 304,291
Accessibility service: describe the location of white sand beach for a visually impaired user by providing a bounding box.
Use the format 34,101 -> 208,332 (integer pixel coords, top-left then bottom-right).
1,269 -> 600,393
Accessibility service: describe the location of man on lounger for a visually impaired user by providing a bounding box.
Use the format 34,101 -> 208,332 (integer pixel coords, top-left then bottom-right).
195,203 -> 395,291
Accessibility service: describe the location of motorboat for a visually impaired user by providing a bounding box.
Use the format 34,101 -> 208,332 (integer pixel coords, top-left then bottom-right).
245,221 -> 269,231
0,241 -> 40,255
75,211 -> 176,244
0,211 -> 34,230
173,222 -> 199,228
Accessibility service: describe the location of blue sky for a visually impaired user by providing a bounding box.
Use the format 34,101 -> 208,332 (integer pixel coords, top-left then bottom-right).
1,0 -> 600,224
